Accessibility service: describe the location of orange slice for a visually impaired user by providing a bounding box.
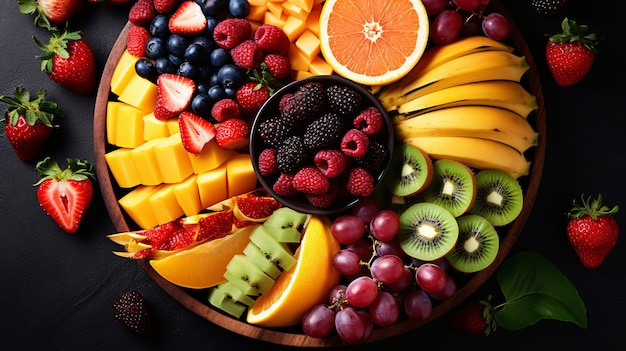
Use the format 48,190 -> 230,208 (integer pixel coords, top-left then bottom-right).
246,215 -> 341,327
149,225 -> 256,289
319,0 -> 430,86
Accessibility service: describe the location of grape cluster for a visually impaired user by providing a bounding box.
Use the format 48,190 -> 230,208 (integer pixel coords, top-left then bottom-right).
301,198 -> 457,343
424,0 -> 511,45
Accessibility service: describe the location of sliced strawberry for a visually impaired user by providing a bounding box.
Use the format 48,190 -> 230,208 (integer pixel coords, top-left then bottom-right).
154,73 -> 195,120
34,157 -> 95,233
197,210 -> 236,241
144,220 -> 182,249
164,222 -> 198,250
235,195 -> 281,221
215,118 -> 250,150
178,111 -> 217,154
168,1 -> 207,35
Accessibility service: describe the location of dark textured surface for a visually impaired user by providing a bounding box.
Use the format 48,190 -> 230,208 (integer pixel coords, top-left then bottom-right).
1,1 -> 624,349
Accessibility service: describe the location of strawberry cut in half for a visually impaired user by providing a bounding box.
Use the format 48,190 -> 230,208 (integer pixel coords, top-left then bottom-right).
178,111 -> 217,154
154,73 -> 195,120
34,157 -> 95,233
168,0 -> 207,35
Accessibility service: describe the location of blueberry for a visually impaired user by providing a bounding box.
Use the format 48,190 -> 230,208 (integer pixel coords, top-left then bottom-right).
197,81 -> 211,95
217,63 -> 245,88
196,65 -> 213,83
191,36 -> 216,52
145,37 -> 167,59
209,73 -> 220,87
228,0 -> 250,18
149,14 -> 170,38
167,34 -> 188,57
224,86 -> 237,99
155,57 -> 176,75
209,47 -> 232,68
178,61 -> 198,79
190,93 -> 214,117
184,43 -> 207,64
135,58 -> 157,82
208,85 -> 226,101
168,54 -> 185,67
201,0 -> 228,17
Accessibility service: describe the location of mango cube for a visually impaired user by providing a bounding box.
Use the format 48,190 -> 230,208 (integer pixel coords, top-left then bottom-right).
119,185 -> 159,230
110,50 -> 138,96
309,55 -> 334,75
154,134 -> 194,184
113,103 -> 146,148
117,74 -> 158,112
104,148 -> 141,188
283,15 -> 307,42
172,174 -> 203,217
143,113 -> 170,141
288,0 -> 314,12
288,43 -> 311,72
282,2 -> 309,21
187,139 -> 236,174
264,9 -> 288,28
129,138 -> 165,186
266,1 -> 284,17
225,153 -> 258,198
295,29 -> 320,62
149,183 -> 185,225
197,164 -> 228,209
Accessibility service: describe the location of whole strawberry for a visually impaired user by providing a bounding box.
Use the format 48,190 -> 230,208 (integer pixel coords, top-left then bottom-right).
113,290 -> 153,335
34,157 -> 95,233
546,18 -> 599,87
1,88 -> 63,161
18,0 -> 83,29
34,28 -> 96,95
566,194 -> 619,269
448,298 -> 496,336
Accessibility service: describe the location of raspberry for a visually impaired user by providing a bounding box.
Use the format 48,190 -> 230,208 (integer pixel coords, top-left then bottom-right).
293,166 -> 330,195
341,129 -> 370,157
303,112 -> 346,151
262,54 -> 290,80
127,25 -> 152,57
213,18 -> 252,50
354,141 -> 389,172
327,84 -> 362,117
211,98 -> 241,122
128,0 -> 156,27
314,149 -> 351,178
345,167 -> 375,196
231,40 -> 264,69
273,173 -> 299,197
353,106 -> 384,135
258,148 -> 278,176
306,183 -> 338,208
276,135 -> 308,174
258,116 -> 294,148
254,24 -> 290,56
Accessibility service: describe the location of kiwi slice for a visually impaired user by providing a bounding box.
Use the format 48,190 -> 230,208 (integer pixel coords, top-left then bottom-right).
469,169 -> 523,226
445,215 -> 499,273
385,143 -> 433,197
422,159 -> 476,217
397,202 -> 459,261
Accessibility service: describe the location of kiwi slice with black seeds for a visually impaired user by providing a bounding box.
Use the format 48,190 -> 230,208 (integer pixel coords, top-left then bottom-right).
384,143 -> 433,197
397,202 -> 459,261
446,214 -> 499,273
422,159 -> 476,217
469,169 -> 523,226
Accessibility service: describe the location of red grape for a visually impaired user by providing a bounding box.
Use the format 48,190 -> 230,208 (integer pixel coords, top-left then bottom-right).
453,0 -> 481,11
415,263 -> 448,294
482,12 -> 510,40
404,289 -> 433,321
328,284 -> 347,305
333,249 -> 363,276
352,196 -> 380,223
346,276 -> 379,308
430,10 -> 463,45
335,307 -> 366,343
384,266 -> 414,292
369,209 -> 400,241
331,214 -> 365,244
421,0 -> 447,16
375,238 -> 406,259
345,237 -> 373,261
370,254 -> 405,284
369,291 -> 400,327
302,303 -> 336,338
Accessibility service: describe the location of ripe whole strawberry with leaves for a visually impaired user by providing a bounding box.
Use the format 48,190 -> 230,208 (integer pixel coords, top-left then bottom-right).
546,18 -> 599,87
18,0 -> 83,29
1,88 -> 63,161
34,157 -> 95,233
34,28 -> 96,95
566,194 -> 619,269
448,297 -> 497,337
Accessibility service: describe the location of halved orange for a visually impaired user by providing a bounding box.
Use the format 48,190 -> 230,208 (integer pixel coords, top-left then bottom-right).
149,225 -> 256,289
246,215 -> 341,327
319,0 -> 430,86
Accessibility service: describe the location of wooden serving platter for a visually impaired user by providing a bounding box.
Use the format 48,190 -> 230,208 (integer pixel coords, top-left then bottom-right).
93,1 -> 546,346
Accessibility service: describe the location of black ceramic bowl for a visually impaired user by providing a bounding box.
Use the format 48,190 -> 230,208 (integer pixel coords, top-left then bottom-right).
249,75 -> 395,215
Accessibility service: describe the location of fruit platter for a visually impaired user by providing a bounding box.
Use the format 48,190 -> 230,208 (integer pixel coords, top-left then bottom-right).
93,0 -> 546,346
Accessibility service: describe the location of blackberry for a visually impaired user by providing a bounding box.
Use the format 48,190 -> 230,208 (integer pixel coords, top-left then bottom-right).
327,84 -> 362,117
276,135 -> 309,174
279,95 -> 309,127
296,82 -> 326,117
303,112 -> 347,151
354,141 -> 389,172
257,116 -> 294,148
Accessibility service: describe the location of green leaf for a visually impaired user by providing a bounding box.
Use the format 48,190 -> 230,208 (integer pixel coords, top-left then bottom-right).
494,251 -> 587,330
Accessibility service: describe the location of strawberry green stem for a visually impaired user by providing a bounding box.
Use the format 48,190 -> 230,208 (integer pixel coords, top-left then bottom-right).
34,157 -> 96,185
566,194 -> 618,220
